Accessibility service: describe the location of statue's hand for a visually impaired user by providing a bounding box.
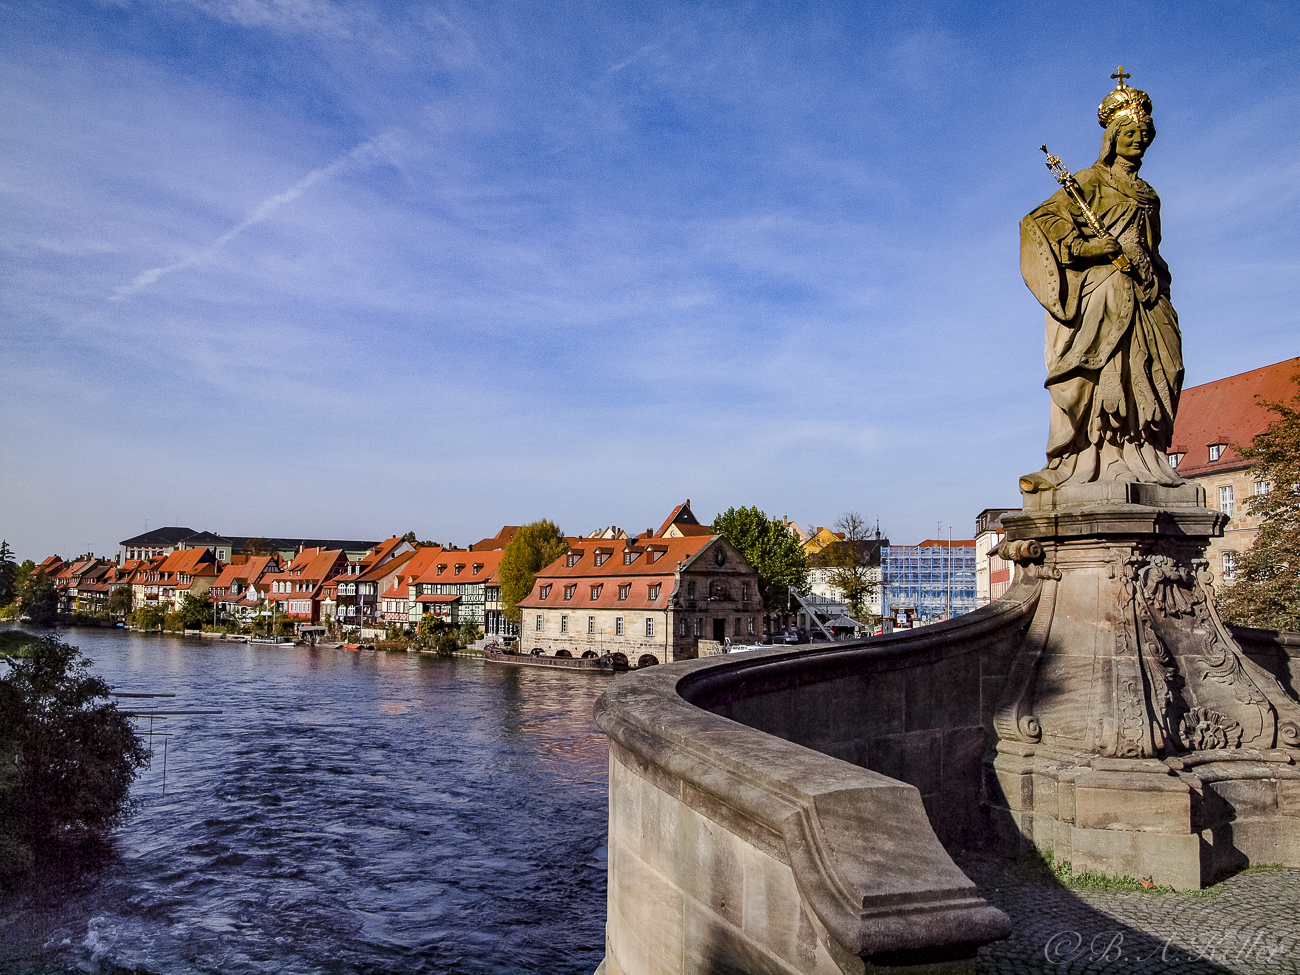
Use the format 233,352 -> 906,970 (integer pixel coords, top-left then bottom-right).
1076,237 -> 1124,261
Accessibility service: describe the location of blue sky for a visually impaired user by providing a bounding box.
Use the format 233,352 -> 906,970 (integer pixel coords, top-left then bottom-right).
3,0 -> 1297,561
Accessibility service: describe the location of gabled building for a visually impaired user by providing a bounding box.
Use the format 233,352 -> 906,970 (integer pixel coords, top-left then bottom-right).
156,548 -> 221,611
378,547 -> 444,627
518,526 -> 762,665
408,549 -> 507,630
1167,356 -> 1300,587
656,500 -> 713,539
260,548 -> 348,623
469,526 -> 520,552
326,549 -> 416,630
209,555 -> 281,622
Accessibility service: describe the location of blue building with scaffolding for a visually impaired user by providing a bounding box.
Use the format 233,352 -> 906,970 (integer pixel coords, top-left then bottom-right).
881,539 -> 977,624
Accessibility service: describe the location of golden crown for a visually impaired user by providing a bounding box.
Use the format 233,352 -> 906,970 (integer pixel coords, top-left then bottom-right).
1098,66 -> 1152,128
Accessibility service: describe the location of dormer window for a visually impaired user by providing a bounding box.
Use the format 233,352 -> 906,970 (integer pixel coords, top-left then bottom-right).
567,553 -> 580,567
594,553 -> 606,567
437,565 -> 445,575
591,584 -> 602,600
648,550 -> 661,564
618,584 -> 630,600
563,585 -> 576,601
473,564 -> 483,575
454,564 -> 463,576
623,551 -> 637,565
540,584 -> 552,600
1209,443 -> 1226,462
1167,452 -> 1184,469
648,584 -> 661,600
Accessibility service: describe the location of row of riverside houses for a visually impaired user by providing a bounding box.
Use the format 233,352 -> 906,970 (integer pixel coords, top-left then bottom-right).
41,503 -> 781,650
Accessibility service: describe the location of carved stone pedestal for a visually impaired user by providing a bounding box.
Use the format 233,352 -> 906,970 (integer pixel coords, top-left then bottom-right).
984,484 -> 1300,888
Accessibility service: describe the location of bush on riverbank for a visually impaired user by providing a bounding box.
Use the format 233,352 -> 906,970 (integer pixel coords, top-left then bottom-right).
0,635 -> 148,881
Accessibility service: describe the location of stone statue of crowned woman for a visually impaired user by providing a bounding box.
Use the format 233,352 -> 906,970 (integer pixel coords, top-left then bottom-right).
1020,70 -> 1184,493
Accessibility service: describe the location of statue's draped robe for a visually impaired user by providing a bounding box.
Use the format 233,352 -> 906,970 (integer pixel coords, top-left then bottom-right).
1021,164 -> 1183,487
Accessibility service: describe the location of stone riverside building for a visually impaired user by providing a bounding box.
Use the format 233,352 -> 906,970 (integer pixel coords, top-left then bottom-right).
1166,355 -> 1300,587
518,532 -> 762,665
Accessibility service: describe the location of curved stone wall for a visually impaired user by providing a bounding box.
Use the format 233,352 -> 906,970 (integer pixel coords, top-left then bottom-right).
595,582 -> 1041,975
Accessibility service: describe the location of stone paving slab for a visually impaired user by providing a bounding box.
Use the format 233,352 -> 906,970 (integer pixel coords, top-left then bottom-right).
956,855 -> 1300,975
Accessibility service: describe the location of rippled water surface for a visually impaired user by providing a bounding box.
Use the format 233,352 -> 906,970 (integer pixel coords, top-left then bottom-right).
0,628 -> 612,975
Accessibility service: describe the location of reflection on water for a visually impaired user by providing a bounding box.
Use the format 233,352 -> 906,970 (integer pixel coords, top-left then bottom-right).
0,628 -> 611,975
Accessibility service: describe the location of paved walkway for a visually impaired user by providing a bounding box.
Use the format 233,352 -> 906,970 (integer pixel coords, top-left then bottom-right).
956,855 -> 1300,975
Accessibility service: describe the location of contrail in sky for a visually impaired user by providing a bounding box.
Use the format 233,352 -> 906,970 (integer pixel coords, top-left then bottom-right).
112,134 -> 397,300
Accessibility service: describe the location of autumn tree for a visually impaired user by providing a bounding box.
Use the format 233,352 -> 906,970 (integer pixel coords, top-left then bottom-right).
711,506 -> 808,612
821,511 -> 881,622
1219,375 -> 1300,631
499,520 -> 568,623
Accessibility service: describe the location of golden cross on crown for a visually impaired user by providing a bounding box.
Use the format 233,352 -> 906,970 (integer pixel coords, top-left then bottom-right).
1111,65 -> 1131,88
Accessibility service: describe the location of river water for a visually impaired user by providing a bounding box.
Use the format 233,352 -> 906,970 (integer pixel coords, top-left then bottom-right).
0,627 -> 612,975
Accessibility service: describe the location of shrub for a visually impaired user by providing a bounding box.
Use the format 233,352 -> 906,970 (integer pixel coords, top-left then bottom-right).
0,636 -> 148,879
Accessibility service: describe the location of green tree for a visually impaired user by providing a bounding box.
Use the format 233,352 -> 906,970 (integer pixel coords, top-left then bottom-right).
13,561 -> 34,600
0,541 -> 16,606
1219,375 -> 1300,630
108,586 -> 134,619
499,520 -> 568,623
243,537 -> 273,556
711,506 -> 809,612
131,605 -> 165,631
19,571 -> 57,625
0,636 -> 148,876
821,512 -> 880,623
175,592 -> 213,630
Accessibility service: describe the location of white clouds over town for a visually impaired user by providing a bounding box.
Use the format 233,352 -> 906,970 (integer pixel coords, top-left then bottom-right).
2,0 -> 1297,559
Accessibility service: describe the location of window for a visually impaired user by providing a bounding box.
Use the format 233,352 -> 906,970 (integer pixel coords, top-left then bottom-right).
1255,480 -> 1272,496
1209,444 -> 1225,462
742,583 -> 750,602
645,618 -> 654,637
648,584 -> 661,600
588,616 -> 595,634
693,618 -> 702,637
678,619 -> 686,636
536,614 -> 542,631
594,553 -> 607,567
1167,451 -> 1183,468
437,565 -> 445,575
591,584 -> 602,600
734,617 -> 743,636
454,564 -> 463,576
540,584 -> 551,600
561,615 -> 568,633
563,585 -> 575,600
618,584 -> 630,600
616,616 -> 624,636
1223,551 -> 1238,582
473,564 -> 482,575
648,550 -> 662,563
567,553 -> 580,567
1219,484 -> 1234,517
748,617 -> 755,635
687,581 -> 696,598
623,551 -> 636,565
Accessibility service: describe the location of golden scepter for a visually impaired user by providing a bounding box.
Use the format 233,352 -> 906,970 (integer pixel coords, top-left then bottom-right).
1040,145 -> 1130,272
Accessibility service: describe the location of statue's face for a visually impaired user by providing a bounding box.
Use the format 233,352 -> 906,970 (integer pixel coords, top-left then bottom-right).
1114,119 -> 1153,161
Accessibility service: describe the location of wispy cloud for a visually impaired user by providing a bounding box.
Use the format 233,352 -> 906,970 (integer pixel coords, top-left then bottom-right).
111,133 -> 398,300
170,0 -> 353,36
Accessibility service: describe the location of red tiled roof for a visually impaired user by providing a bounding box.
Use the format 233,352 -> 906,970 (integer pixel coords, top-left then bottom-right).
469,526 -> 520,551
518,535 -> 722,610
158,547 -> 219,577
1170,357 -> 1300,477
656,500 -> 703,537
412,549 -> 505,586
356,549 -> 414,583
